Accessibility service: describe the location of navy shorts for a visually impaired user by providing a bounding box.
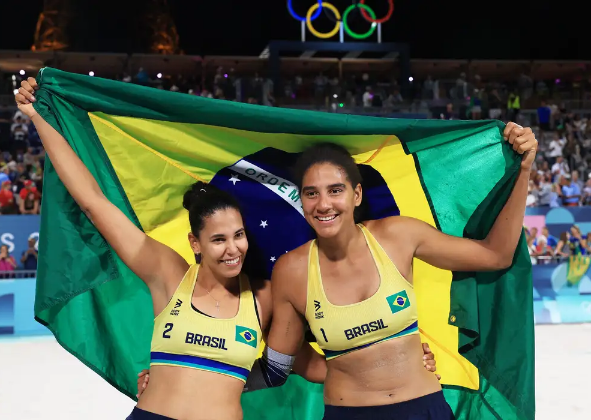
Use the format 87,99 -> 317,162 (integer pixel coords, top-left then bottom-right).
323,391 -> 455,420
126,407 -> 175,420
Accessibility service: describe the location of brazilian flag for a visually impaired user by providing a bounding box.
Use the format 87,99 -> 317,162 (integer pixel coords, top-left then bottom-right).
33,68 -> 534,420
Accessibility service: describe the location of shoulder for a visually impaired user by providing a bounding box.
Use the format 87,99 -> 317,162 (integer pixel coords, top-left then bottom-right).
271,240 -> 312,295
364,215 -> 424,237
273,240 -> 311,277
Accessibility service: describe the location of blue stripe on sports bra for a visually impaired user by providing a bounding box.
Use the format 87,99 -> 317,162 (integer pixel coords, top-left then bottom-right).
323,321 -> 419,360
151,351 -> 250,381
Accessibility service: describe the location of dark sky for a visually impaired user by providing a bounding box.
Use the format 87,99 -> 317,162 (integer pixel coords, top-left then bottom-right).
0,0 -> 579,59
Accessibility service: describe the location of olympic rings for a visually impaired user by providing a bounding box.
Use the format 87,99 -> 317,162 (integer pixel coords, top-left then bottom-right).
343,4 -> 377,39
306,2 -> 341,39
288,0 -> 323,22
291,1 -> 393,39
360,0 -> 394,24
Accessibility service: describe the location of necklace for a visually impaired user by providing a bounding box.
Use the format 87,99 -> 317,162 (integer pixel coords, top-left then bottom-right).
196,280 -> 221,312
204,287 -> 220,312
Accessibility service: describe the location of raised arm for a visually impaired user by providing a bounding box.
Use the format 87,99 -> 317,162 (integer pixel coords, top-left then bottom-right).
16,78 -> 188,295
384,123 -> 537,272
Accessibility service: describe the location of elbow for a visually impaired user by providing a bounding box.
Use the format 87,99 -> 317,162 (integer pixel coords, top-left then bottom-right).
494,252 -> 514,270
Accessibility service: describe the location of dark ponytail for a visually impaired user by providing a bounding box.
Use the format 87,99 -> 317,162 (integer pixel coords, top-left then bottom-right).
183,181 -> 242,235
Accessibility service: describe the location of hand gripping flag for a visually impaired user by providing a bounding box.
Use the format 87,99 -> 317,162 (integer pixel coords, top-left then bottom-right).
32,68 -> 534,420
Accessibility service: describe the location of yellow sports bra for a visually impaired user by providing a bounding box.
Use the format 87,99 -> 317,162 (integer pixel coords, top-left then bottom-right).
150,264 -> 262,382
305,224 -> 419,360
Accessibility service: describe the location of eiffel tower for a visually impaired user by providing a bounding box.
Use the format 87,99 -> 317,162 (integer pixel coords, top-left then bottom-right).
31,0 -> 72,51
144,0 -> 181,54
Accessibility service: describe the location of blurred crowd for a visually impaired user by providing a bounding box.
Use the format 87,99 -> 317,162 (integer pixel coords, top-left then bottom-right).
526,103 -> 591,208
0,109 -> 44,215
525,225 -> 589,265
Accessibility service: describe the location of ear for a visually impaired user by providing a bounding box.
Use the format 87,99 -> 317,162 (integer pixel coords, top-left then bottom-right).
188,232 -> 201,256
353,183 -> 363,207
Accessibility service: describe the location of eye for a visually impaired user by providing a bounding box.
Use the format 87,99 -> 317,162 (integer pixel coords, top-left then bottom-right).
213,238 -> 225,243
329,188 -> 343,194
305,191 -> 318,198
235,231 -> 245,238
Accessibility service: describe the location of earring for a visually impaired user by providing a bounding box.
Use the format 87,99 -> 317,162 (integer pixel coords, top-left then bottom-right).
195,253 -> 202,264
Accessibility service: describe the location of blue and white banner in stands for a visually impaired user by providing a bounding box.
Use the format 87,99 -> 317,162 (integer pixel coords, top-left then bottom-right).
0,215 -> 40,269
533,263 -> 591,324
0,278 -> 49,336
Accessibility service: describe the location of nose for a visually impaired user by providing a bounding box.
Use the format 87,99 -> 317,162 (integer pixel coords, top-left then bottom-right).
226,239 -> 239,256
317,192 -> 332,212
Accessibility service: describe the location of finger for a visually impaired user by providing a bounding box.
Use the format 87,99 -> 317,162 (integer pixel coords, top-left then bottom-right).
503,122 -> 521,139
514,136 -> 537,154
18,87 -> 35,102
20,80 -> 35,94
15,93 -> 30,105
426,360 -> 436,371
508,127 -> 525,145
422,342 -> 431,354
27,77 -> 39,90
423,352 -> 434,361
506,124 -> 529,145
436,374 -> 441,381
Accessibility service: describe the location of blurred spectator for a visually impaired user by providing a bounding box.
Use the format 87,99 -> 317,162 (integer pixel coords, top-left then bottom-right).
546,134 -> 565,166
582,179 -> 591,205
507,90 -> 520,121
552,156 -> 569,178
0,180 -> 15,214
537,100 -> 551,131
19,191 -> 39,215
362,87 -> 373,108
569,225 -> 587,254
20,237 -> 38,271
561,174 -> 581,207
440,103 -> 456,120
555,232 -> 571,259
541,227 -> 558,248
19,180 -> 39,203
0,245 -> 17,275
488,89 -> 502,119
537,174 -> 553,206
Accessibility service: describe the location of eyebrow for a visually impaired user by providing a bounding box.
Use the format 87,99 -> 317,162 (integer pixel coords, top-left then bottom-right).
209,227 -> 245,240
302,183 -> 347,193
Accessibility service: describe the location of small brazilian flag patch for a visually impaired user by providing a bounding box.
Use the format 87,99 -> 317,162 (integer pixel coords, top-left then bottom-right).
235,325 -> 258,348
386,290 -> 410,314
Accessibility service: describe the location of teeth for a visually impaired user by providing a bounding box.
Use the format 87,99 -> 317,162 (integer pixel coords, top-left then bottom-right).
317,215 -> 336,221
224,257 -> 240,265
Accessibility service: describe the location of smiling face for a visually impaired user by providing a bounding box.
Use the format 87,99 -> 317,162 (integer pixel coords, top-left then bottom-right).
188,208 -> 248,278
301,162 -> 362,239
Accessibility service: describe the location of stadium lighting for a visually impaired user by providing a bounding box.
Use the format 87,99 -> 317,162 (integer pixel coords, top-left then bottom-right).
11,75 -> 16,81
19,70 -> 25,76
13,89 -> 18,95
224,74 -> 228,78
157,73 -> 162,79
89,71 -> 95,77
333,94 -> 338,99
409,76 -> 414,82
